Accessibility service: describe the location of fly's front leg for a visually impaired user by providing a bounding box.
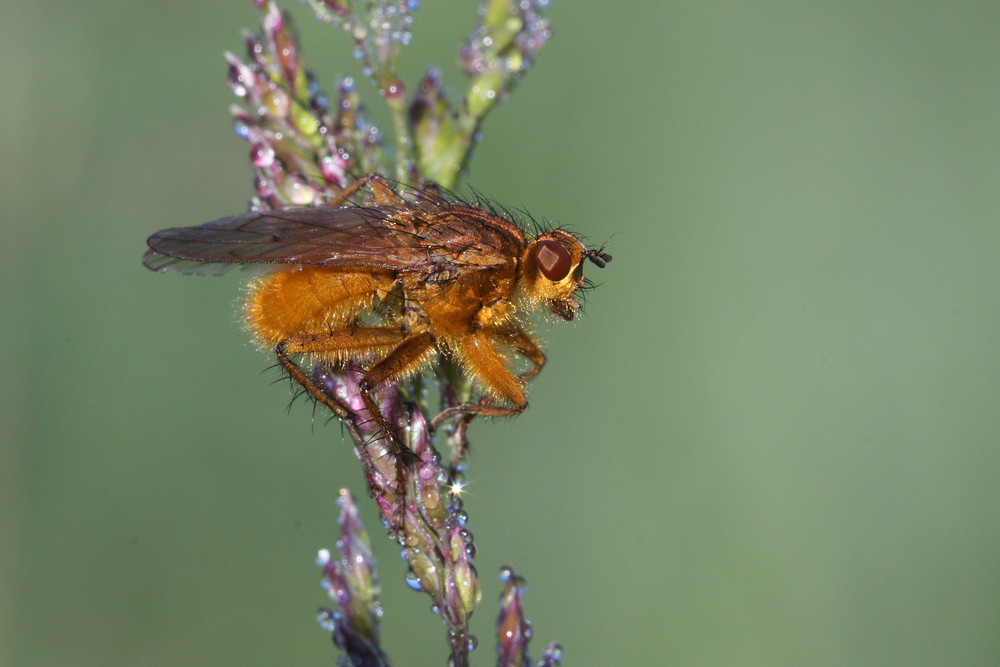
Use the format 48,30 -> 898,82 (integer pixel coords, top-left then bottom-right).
430,399 -> 528,431
503,328 -> 546,383
430,330 -> 538,430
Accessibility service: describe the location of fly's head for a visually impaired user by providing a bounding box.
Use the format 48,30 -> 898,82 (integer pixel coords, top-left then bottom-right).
521,229 -> 612,321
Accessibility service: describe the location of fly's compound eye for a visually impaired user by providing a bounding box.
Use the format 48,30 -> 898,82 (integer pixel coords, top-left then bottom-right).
534,239 -> 572,281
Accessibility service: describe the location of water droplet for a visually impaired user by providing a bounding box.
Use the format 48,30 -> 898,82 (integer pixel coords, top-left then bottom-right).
467,635 -> 478,651
315,548 -> 331,566
250,143 -> 274,168
253,175 -> 272,198
465,542 -> 477,559
320,154 -> 344,183
227,66 -> 248,97
233,120 -> 250,139
284,178 -> 315,205
316,609 -> 337,631
429,603 -> 440,614
548,643 -> 563,661
263,88 -> 290,118
454,509 -> 468,526
405,574 -> 423,592
498,565 -> 514,581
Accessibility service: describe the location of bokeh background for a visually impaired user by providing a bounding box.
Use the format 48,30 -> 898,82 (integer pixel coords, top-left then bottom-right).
4,1 -> 1000,664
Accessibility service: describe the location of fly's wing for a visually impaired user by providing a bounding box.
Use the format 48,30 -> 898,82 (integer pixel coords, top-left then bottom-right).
143,205 -> 434,275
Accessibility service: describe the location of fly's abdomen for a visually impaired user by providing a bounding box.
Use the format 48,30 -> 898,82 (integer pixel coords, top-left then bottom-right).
246,266 -> 395,345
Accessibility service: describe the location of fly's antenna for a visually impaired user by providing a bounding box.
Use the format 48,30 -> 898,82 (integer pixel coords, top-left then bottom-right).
584,241 -> 612,268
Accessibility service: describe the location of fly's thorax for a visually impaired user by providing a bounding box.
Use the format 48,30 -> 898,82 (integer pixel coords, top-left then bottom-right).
520,229 -> 587,321
411,266 -> 520,339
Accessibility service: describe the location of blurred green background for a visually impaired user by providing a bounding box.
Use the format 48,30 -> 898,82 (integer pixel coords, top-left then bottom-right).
4,1 -> 999,664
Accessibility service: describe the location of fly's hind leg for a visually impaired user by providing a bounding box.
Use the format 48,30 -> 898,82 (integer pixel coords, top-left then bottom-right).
328,173 -> 449,209
276,342 -> 396,496
277,325 -> 411,455
275,342 -> 352,422
326,173 -> 406,207
279,326 -> 439,466
355,331 -> 437,459
278,327 -> 436,535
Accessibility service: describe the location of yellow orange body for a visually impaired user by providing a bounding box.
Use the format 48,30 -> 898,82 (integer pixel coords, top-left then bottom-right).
144,175 -> 610,453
